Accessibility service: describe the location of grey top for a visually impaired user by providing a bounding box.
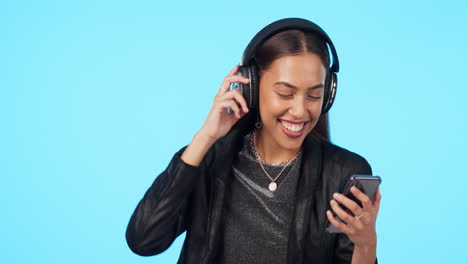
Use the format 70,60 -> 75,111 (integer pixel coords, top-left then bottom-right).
220,132 -> 302,264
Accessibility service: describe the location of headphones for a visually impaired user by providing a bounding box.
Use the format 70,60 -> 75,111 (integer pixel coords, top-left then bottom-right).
234,17 -> 340,114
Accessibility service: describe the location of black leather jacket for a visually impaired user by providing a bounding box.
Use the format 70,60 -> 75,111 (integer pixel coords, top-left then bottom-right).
126,129 -> 374,263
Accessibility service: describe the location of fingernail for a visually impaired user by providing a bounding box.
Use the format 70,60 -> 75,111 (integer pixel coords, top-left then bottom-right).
351,186 -> 357,191
333,193 -> 339,199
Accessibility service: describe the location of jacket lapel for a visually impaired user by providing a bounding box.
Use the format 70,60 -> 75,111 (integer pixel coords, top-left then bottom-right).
287,136 -> 323,263
202,130 -> 243,263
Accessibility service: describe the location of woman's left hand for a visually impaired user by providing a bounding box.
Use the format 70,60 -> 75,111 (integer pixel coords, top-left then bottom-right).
326,187 -> 382,248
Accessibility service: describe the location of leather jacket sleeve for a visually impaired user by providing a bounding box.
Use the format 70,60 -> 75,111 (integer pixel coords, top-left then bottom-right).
125,146 -> 202,256
333,153 -> 378,264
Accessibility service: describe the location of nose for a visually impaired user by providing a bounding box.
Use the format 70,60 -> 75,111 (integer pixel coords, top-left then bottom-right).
288,97 -> 306,119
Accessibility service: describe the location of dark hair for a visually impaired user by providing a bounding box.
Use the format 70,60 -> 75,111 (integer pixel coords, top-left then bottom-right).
253,29 -> 331,142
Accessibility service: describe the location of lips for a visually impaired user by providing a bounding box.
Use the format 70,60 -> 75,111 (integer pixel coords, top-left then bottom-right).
280,120 -> 305,132
279,119 -> 309,138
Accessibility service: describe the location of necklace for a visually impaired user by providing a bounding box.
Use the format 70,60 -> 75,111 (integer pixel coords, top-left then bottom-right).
250,130 -> 301,191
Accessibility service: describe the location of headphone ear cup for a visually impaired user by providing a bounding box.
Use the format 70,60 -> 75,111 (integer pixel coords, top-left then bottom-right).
322,72 -> 337,113
249,63 -> 259,110
237,64 -> 259,110
322,72 -> 331,113
237,66 -> 251,109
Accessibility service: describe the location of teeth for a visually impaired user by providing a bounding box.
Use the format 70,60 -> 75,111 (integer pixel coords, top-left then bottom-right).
280,120 -> 304,132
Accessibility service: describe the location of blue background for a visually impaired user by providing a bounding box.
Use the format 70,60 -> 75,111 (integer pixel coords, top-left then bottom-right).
2,0 -> 467,263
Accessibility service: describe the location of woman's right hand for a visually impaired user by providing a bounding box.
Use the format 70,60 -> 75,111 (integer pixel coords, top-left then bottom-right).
181,65 -> 250,167
197,65 -> 250,145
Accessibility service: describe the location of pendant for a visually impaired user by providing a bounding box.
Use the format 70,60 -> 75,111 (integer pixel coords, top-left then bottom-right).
268,182 -> 277,191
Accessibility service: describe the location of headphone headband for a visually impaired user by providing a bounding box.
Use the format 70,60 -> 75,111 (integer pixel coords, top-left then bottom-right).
232,18 -> 339,116
240,17 -> 339,73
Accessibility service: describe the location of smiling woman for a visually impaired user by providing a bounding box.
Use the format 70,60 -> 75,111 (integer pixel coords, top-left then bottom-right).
256,52 -> 327,164
125,18 -> 381,264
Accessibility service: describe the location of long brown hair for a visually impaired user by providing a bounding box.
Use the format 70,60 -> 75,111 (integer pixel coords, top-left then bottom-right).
253,29 -> 331,142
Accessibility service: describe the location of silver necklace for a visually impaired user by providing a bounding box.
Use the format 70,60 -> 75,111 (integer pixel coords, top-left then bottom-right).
250,130 -> 301,191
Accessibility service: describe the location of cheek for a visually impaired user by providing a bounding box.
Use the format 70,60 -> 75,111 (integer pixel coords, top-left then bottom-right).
258,81 -> 288,117
312,103 -> 323,119
259,95 -> 287,120
305,102 -> 323,127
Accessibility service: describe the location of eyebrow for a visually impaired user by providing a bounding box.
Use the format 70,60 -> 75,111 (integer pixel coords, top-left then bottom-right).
274,81 -> 323,91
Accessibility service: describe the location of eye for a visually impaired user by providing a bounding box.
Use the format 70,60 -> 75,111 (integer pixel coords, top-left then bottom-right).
307,95 -> 321,100
277,93 -> 293,99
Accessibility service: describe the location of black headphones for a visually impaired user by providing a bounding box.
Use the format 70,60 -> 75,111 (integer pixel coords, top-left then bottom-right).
234,17 -> 340,114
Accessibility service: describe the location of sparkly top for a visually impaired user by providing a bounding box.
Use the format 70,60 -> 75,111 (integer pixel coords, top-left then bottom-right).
220,132 -> 302,264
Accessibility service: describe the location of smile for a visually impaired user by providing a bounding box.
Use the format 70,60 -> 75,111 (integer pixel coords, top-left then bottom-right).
279,119 -> 308,134
280,120 -> 305,132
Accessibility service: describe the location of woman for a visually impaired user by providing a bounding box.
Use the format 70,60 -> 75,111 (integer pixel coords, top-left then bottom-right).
126,18 -> 381,264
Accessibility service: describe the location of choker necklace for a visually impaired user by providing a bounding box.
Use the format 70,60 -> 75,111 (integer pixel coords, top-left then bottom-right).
250,130 -> 301,191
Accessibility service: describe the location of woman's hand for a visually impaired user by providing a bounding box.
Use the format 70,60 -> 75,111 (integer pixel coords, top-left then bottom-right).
326,187 -> 382,249
181,65 -> 250,167
198,65 -> 250,145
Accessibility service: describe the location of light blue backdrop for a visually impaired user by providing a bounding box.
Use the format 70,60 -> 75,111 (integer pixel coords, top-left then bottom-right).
2,0 -> 467,263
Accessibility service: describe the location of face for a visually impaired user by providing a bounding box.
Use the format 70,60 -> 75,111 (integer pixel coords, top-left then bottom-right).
258,52 -> 327,152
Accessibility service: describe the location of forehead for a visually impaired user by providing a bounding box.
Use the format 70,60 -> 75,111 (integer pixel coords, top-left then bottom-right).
261,53 -> 327,85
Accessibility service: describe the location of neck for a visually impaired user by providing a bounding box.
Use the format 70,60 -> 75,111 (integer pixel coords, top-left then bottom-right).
254,128 -> 300,165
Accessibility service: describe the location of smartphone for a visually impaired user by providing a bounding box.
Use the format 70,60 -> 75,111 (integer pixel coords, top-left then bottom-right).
326,175 -> 382,233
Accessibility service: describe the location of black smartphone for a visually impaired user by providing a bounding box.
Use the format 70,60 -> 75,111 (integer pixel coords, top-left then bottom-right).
326,175 -> 382,233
